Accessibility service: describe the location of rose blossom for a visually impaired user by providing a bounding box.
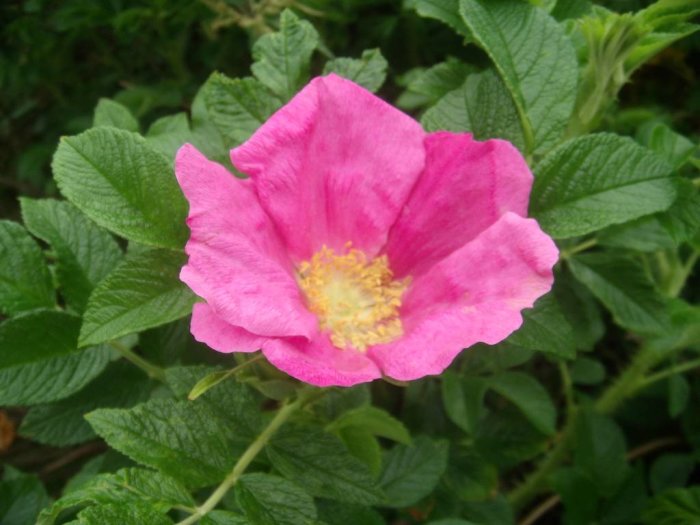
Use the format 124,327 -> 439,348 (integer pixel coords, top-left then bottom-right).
175,74 -> 558,387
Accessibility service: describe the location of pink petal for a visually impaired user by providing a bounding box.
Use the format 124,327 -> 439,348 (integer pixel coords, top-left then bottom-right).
369,213 -> 558,381
230,74 -> 426,262
386,132 -> 533,278
261,334 -> 382,387
190,303 -> 263,353
176,144 -> 317,338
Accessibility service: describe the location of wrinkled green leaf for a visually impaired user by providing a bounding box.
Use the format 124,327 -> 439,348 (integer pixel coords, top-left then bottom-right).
53,127 -> 188,249
378,436 -> 449,507
327,405 -> 411,444
532,133 -> 676,238
0,220 -> 54,315
267,424 -> 383,505
79,249 -> 195,346
422,69 -> 525,151
204,73 -> 280,149
236,473 -> 317,525
568,253 -> 671,335
20,198 -> 122,313
643,486 -> 700,525
251,10 -> 319,100
0,468 -> 50,525
86,398 -> 242,488
489,371 -> 556,435
459,0 -> 578,153
93,98 -> 139,132
323,49 -> 387,93
20,361 -> 153,446
0,310 -> 111,405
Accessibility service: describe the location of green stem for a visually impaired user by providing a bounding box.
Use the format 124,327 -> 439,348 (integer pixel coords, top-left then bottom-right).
509,364 -> 577,511
109,341 -> 166,382
560,238 -> 597,259
189,354 -> 265,400
595,345 -> 660,415
641,357 -> 700,388
510,345 -> 660,511
175,388 -> 315,525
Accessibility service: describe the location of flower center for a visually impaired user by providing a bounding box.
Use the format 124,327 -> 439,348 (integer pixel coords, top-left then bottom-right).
297,245 -> 410,351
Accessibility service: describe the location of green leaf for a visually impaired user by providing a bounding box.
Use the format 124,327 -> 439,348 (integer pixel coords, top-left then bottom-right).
73,502 -> 173,525
532,133 -> 676,238
315,385 -> 370,421
316,500 -> 385,525
37,468 -> 193,525
204,73 -> 280,149
20,198 -> 122,313
86,398 -> 242,488
165,365 -> 263,438
554,267 -> 605,352
568,253 -> 671,335
0,221 -> 54,315
200,511 -> 249,525
458,0 -> 577,154
658,180 -> 700,243
643,486 -> 700,525
190,84 -> 230,166
79,249 -> 195,347
251,9 -> 319,100
574,410 -> 628,497
507,293 -> 576,359
489,371 -> 556,435
668,374 -> 690,418
637,121 -> 697,170
551,467 -> 599,525
649,454 -> 696,495
0,310 -> 111,405
461,495 -> 515,525
236,473 -> 316,525
52,127 -> 188,249
20,362 -> 153,446
570,357 -> 606,385
475,407 -> 548,469
599,216 -> 676,253
600,465 -> 648,525
378,436 -> 449,508
267,424 -> 383,505
0,468 -> 50,525
443,447 -> 498,502
323,49 -> 388,93
441,373 -> 487,434
422,69 -> 525,152
146,113 -> 194,159
93,98 -> 139,132
397,58 -> 474,110
411,0 -> 470,37
337,426 -> 382,476
326,406 -> 411,444
426,518 -> 477,525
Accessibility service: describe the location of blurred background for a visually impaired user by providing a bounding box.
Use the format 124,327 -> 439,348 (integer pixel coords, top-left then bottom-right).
1,0 -> 698,221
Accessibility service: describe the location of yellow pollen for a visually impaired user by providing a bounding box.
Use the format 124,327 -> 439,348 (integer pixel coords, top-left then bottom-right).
297,244 -> 410,351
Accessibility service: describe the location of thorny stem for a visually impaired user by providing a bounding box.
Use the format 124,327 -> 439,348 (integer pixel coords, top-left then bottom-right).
641,357 -> 700,388
108,340 -> 166,382
175,387 -> 318,525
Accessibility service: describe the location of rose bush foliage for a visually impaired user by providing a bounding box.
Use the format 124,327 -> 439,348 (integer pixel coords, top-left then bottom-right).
1,1 -> 700,525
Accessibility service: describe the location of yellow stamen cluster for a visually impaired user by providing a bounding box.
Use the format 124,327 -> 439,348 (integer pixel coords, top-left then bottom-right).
297,244 -> 409,351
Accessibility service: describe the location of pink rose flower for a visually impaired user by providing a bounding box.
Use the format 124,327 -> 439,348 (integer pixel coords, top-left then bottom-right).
175,74 -> 558,387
